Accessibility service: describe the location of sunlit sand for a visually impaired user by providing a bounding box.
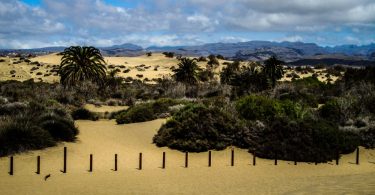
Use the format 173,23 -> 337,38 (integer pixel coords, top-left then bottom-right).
0,119 -> 374,194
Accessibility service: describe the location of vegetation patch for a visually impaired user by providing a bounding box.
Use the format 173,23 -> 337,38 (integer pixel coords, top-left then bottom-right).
115,98 -> 187,124
153,104 -> 247,152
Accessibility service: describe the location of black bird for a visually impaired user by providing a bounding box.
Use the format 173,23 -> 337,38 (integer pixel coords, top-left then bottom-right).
44,174 -> 51,181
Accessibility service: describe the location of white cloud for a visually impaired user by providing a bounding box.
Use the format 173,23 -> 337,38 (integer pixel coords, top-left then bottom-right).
0,0 -> 375,48
278,35 -> 303,42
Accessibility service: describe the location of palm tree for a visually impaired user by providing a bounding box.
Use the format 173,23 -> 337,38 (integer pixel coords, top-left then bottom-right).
106,69 -> 123,90
264,56 -> 284,88
59,46 -> 107,87
220,61 -> 240,84
173,58 -> 200,85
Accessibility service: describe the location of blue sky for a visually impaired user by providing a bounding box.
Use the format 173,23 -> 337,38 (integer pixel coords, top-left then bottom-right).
0,0 -> 374,49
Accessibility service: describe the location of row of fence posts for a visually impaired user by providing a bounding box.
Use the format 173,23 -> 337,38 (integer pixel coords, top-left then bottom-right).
6,147 -> 363,175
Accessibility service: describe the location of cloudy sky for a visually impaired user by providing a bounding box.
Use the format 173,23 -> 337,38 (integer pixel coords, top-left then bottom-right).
0,0 -> 374,49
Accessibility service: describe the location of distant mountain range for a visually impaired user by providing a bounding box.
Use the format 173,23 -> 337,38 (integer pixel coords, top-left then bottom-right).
1,41 -> 374,66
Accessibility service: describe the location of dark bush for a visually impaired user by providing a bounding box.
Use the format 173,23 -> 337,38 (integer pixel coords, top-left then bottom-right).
71,107 -> 98,121
115,98 -> 186,124
116,103 -> 154,124
319,99 -> 341,123
153,104 -> 246,152
38,114 -> 78,142
162,52 -> 174,58
359,127 -> 375,148
0,121 -> 55,156
249,117 -> 359,162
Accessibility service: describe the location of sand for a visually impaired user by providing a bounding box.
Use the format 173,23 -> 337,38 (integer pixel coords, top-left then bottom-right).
83,104 -> 128,113
30,53 -> 231,83
0,119 -> 374,194
1,53 -> 342,85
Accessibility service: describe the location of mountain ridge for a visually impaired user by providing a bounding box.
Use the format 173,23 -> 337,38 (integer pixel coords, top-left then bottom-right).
1,41 -> 374,65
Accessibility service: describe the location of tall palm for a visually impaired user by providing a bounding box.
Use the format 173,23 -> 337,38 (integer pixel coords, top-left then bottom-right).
59,46 -> 107,87
173,58 -> 200,85
264,56 -> 284,88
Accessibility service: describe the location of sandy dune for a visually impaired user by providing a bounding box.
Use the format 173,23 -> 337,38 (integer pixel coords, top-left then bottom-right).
31,53 -> 231,83
1,53 -> 341,85
0,119 -> 374,194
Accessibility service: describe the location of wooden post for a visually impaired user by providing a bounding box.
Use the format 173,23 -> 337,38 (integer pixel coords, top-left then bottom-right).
114,154 -> 118,171
62,147 -> 67,173
356,147 -> 359,165
89,154 -> 93,172
253,152 -> 256,166
185,152 -> 188,168
294,152 -> 297,165
162,152 -> 166,169
208,151 -> 212,167
231,149 -> 234,166
139,153 -> 142,170
336,151 -> 339,165
274,152 -> 277,165
9,156 -> 13,175
36,156 -> 40,174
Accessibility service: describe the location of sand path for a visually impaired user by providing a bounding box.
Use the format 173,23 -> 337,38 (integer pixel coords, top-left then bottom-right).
0,119 -> 374,194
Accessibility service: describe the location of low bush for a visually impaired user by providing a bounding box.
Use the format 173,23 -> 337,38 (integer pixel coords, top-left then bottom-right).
236,95 -> 304,121
249,117 -> 359,162
38,114 -> 79,141
153,104 -> 247,152
0,100 -> 78,156
319,99 -> 342,123
115,98 -> 186,124
71,107 -> 98,121
359,127 -> 375,148
116,103 -> 154,124
0,120 -> 56,156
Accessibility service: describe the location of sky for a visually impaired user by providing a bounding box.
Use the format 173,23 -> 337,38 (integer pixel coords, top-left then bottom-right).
0,0 -> 374,49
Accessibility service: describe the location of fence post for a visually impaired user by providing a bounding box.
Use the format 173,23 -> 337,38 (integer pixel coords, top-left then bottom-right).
89,154 -> 93,172
162,152 -> 166,169
114,154 -> 118,171
336,151 -> 339,165
274,151 -> 277,165
231,149 -> 234,166
356,147 -> 359,165
208,151 -> 212,167
294,153 -> 297,165
9,156 -> 13,175
253,152 -> 256,166
185,152 -> 188,168
139,153 -> 142,170
62,147 -> 67,173
36,156 -> 40,174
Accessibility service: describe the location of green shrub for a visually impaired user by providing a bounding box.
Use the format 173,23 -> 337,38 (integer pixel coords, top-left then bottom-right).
153,104 -> 246,152
236,95 -> 283,121
116,103 -> 155,124
249,117 -> 359,162
72,108 -> 98,120
38,114 -> 79,142
0,121 -> 55,156
115,98 -> 186,124
319,99 -> 341,123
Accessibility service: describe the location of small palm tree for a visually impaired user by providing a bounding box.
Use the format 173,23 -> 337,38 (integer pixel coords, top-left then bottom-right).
59,46 -> 107,87
173,58 -> 200,85
106,69 -> 123,90
264,56 -> 284,88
